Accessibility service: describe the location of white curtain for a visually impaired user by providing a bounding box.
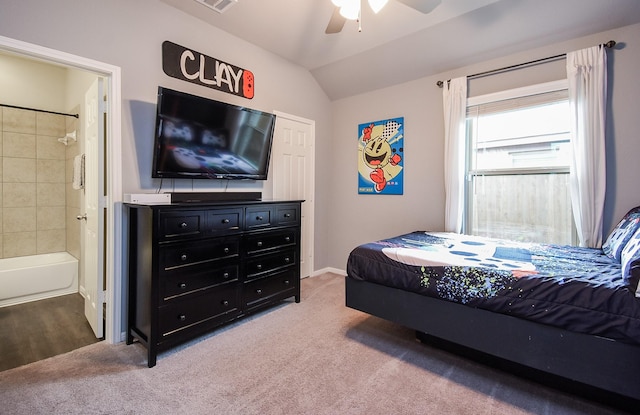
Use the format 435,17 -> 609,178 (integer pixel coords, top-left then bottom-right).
566,46 -> 607,248
443,77 -> 468,233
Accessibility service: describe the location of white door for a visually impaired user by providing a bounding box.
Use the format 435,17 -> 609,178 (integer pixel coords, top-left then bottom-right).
272,112 -> 315,278
82,78 -> 106,338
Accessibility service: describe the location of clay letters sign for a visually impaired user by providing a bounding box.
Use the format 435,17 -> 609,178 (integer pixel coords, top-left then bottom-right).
162,41 -> 254,99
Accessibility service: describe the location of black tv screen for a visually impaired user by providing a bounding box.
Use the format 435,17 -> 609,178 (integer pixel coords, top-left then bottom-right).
152,87 -> 276,180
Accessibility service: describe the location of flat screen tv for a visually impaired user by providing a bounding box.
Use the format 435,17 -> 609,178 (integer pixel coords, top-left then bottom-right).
152,87 -> 276,180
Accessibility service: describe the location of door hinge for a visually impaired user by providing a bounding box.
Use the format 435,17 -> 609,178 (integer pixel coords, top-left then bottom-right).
99,290 -> 107,305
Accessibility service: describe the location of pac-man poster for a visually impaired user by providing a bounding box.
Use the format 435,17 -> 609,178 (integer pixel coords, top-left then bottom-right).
358,117 -> 404,195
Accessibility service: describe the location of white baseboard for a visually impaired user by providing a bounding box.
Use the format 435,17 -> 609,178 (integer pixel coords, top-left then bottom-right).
311,267 -> 346,277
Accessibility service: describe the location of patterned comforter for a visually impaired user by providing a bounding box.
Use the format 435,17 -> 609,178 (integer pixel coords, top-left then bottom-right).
346,232 -> 640,345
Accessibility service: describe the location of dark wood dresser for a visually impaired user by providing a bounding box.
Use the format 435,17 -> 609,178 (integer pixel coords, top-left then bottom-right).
126,200 -> 303,367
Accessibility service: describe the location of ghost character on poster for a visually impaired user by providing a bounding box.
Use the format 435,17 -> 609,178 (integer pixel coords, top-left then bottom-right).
358,118 -> 404,194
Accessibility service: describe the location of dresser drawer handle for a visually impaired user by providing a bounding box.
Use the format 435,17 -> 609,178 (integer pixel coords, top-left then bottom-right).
223,272 -> 230,279
256,264 -> 262,270
178,314 -> 186,321
181,254 -> 188,261
180,222 -> 188,229
256,289 -> 263,295
222,300 -> 229,307
284,280 -> 290,285
179,283 -> 187,289
284,236 -> 291,242
256,241 -> 263,247
256,216 -> 263,221
284,257 -> 291,263
284,213 -> 291,218
221,218 -> 230,224
223,247 -> 230,254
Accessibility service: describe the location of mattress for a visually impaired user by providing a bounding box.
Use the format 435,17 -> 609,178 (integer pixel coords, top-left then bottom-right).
346,231 -> 640,345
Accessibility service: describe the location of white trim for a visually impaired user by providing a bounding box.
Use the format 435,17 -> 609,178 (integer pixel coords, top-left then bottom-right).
313,267 -> 346,277
0,35 -> 123,345
467,79 -> 568,107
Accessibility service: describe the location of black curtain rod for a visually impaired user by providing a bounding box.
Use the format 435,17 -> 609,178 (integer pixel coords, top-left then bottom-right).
0,103 -> 79,118
436,40 -> 616,88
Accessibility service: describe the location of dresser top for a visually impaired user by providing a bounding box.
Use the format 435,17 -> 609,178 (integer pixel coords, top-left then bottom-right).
125,199 -> 304,209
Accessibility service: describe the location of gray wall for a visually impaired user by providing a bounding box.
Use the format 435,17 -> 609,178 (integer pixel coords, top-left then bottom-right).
2,1 -> 638,277
0,0 -> 333,272
328,22 -> 640,270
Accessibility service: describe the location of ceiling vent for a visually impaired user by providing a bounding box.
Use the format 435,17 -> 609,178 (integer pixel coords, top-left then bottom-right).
195,0 -> 238,14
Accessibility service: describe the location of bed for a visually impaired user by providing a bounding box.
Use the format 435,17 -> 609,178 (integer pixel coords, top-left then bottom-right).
345,207 -> 640,404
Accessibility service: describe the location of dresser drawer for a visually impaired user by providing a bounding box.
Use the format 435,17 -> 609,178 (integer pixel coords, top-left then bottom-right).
244,271 -> 297,310
274,204 -> 300,227
244,229 -> 297,255
245,206 -> 273,230
158,282 -> 240,337
160,264 -> 239,302
207,208 -> 242,235
245,249 -> 296,279
160,238 -> 239,272
159,210 -> 204,240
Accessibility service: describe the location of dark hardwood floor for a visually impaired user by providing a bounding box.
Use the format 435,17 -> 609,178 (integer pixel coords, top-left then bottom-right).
0,293 -> 101,371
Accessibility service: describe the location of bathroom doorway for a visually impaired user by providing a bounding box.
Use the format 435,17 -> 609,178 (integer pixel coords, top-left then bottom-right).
0,35 -> 123,349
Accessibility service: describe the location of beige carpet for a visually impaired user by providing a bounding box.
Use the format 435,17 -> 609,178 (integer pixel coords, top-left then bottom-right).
0,273 -> 628,414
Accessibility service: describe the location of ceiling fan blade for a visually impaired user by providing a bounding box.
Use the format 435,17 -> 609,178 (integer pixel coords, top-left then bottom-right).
395,0 -> 442,14
325,7 -> 346,34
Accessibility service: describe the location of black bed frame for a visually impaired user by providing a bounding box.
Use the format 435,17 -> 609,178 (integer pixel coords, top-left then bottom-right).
345,276 -> 640,406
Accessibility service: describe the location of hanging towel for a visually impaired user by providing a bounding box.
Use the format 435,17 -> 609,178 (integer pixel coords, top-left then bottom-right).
72,154 -> 84,190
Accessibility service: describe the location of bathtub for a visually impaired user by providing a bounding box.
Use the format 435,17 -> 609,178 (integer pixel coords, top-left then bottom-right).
0,252 -> 79,308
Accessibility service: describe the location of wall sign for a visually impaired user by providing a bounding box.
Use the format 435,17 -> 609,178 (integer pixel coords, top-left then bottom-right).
162,40 -> 254,99
358,117 -> 404,195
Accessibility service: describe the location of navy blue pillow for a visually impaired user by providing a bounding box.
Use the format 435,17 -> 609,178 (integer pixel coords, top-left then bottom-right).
621,227 -> 640,295
602,206 -> 640,262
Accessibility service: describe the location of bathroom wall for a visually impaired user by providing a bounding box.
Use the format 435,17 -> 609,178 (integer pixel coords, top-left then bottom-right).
0,52 -> 85,261
0,107 -> 69,258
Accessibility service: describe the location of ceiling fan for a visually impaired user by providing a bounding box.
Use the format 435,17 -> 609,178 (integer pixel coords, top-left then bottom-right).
326,0 -> 442,34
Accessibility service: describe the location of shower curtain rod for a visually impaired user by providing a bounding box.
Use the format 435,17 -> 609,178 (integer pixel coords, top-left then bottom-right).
0,103 -> 79,118
436,40 -> 617,88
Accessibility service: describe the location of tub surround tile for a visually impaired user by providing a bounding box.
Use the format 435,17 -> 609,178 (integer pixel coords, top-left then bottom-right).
37,229 -> 66,253
3,183 -> 36,207
1,111 -> 69,257
4,132 -> 36,158
3,157 -> 36,183
4,207 -> 36,233
37,206 -> 65,230
66,219 -> 80,259
36,159 -> 65,183
36,112 -> 66,137
37,136 -> 66,160
2,108 -> 36,134
3,231 -> 37,258
37,182 -> 66,206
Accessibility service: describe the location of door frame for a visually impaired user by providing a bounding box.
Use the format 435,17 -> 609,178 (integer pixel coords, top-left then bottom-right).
0,35 -> 123,344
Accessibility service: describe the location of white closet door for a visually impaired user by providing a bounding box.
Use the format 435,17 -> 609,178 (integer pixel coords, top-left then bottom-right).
272,112 -> 315,278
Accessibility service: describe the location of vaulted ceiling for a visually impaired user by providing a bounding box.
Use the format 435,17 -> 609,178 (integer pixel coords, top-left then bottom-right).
161,0 -> 640,100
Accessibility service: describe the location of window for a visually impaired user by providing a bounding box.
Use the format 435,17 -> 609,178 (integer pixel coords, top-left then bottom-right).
465,81 -> 575,245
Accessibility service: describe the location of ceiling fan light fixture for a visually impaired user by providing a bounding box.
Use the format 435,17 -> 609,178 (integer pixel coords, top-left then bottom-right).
339,0 -> 360,20
368,0 -> 388,13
